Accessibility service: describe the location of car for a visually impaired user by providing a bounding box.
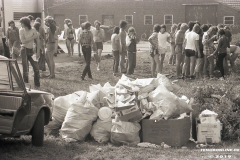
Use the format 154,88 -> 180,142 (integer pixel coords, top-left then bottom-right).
0,55 -> 54,146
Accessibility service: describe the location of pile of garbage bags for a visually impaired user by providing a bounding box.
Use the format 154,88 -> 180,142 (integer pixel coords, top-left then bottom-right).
44,74 -> 193,145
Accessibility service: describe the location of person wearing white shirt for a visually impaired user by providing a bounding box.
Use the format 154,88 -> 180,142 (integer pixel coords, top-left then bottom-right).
182,24 -> 201,79
158,25 -> 170,73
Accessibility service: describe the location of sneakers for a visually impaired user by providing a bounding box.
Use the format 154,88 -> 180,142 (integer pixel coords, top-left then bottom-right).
97,67 -> 100,71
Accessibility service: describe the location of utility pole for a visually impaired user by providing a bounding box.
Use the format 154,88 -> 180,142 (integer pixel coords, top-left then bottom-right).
1,0 -> 5,35
42,0 -> 45,27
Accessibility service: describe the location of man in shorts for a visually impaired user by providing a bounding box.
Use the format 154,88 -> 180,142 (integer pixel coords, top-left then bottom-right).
92,20 -> 105,70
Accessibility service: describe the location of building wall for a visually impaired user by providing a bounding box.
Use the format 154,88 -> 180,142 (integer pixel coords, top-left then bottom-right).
1,0 -> 14,34
45,0 -> 240,39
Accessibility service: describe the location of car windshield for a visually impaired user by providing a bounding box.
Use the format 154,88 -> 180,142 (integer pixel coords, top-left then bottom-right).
0,61 -> 24,92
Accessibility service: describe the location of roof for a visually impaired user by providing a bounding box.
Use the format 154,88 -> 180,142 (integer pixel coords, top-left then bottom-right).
215,0 -> 240,11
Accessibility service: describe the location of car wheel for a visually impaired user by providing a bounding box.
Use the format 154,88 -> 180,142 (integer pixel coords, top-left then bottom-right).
32,109 -> 45,146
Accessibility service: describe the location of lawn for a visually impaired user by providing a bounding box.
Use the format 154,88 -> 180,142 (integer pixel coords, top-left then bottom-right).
1,42 -> 240,160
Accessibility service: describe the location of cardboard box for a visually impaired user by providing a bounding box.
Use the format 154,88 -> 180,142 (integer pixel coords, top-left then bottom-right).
116,104 -> 142,122
142,117 -> 191,147
197,121 -> 222,143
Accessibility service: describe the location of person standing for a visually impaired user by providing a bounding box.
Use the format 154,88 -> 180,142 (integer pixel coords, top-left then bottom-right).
119,20 -> 128,73
79,22 -> 94,80
6,20 -> 20,59
168,24 -> 177,65
66,22 -> 76,56
34,18 -> 46,72
126,27 -> 137,75
158,24 -> 170,73
111,26 -> 120,76
19,17 -> 40,87
211,29 -> 230,80
45,16 -> 56,79
92,20 -> 105,70
64,19 -> 71,53
77,24 -> 83,57
148,24 -> 161,78
194,24 -> 204,79
175,23 -> 188,79
54,21 -> 61,57
202,26 -> 218,79
182,24 -> 201,80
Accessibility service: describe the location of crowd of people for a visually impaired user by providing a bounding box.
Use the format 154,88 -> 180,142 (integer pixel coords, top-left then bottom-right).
3,15 -> 240,87
148,21 -> 239,80
5,15 -> 61,87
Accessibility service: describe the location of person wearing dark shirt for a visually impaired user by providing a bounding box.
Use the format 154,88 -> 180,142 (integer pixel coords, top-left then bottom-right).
211,29 -> 230,80
6,20 -> 20,59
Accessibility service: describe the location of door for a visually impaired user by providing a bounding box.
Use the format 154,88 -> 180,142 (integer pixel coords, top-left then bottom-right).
0,60 -> 30,135
54,14 -> 65,32
185,5 -> 217,25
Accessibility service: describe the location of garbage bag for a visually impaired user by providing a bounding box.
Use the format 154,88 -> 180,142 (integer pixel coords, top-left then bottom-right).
110,119 -> 141,145
44,117 -> 62,136
89,83 -> 115,106
90,119 -> 112,143
60,92 -> 99,142
156,74 -> 173,91
148,84 -> 192,119
87,90 -> 101,109
53,91 -> 83,123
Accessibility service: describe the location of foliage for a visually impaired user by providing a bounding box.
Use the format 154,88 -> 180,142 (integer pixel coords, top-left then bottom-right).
192,85 -> 240,140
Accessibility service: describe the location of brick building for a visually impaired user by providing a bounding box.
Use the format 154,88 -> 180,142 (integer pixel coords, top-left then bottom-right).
44,0 -> 240,39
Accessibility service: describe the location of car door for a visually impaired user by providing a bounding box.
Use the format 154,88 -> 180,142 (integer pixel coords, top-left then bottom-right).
0,60 -> 30,135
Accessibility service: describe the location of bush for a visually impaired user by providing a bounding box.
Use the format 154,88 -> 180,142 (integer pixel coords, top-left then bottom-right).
192,85 -> 240,140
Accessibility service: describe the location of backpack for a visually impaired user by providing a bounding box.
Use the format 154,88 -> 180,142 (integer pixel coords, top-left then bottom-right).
80,30 -> 91,45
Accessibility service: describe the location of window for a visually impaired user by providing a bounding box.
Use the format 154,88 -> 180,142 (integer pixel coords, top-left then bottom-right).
224,16 -> 234,25
144,15 -> 153,25
125,15 -> 133,25
0,61 -> 24,91
79,15 -> 88,25
164,15 -> 173,25
102,15 -> 114,26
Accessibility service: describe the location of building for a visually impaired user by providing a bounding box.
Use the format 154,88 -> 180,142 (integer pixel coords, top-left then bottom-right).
45,0 -> 240,40
0,0 -> 43,34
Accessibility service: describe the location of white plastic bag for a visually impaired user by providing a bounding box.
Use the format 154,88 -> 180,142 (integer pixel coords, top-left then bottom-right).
90,119 -> 112,143
156,74 -> 173,91
148,85 -> 192,119
110,119 -> 141,145
60,92 -> 99,142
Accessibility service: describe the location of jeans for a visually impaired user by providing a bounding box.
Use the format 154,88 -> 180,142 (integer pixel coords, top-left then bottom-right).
217,53 -> 227,77
82,46 -> 92,78
204,55 -> 214,78
120,50 -> 127,73
21,47 -> 40,87
127,52 -> 136,75
112,50 -> 119,73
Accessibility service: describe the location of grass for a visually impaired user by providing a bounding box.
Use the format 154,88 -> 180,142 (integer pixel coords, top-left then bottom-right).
1,43 -> 240,160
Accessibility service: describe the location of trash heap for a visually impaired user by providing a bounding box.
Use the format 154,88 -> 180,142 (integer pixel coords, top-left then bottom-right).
45,74 -> 193,146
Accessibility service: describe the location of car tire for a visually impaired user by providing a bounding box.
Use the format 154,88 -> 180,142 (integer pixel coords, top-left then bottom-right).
32,109 -> 45,146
